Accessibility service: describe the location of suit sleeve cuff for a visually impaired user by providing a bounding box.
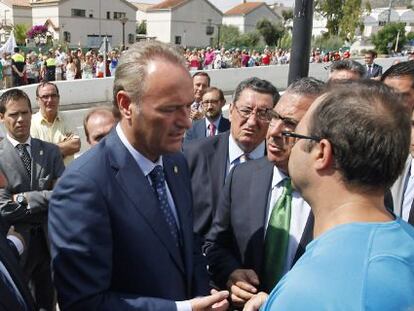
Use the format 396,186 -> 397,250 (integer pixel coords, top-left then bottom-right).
176,300 -> 192,311
7,235 -> 24,255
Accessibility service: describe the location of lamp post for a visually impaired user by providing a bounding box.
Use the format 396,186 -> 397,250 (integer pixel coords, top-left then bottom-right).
4,9 -> 9,26
119,16 -> 128,50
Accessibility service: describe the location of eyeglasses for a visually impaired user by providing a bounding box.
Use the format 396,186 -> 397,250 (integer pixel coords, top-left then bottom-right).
38,94 -> 59,101
281,131 -> 321,143
233,105 -> 273,122
269,111 -> 299,131
202,99 -> 221,105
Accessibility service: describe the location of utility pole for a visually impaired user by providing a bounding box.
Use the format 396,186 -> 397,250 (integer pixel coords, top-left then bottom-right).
288,0 -> 314,85
387,0 -> 394,24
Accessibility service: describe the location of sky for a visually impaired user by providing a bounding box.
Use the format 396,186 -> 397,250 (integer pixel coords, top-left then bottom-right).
130,0 -> 294,13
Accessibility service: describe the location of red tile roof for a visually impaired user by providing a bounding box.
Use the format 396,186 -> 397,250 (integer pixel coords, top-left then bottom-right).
10,0 -> 31,7
224,2 -> 265,16
150,0 -> 187,10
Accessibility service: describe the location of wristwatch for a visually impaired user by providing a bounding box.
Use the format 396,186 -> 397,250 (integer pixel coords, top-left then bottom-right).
16,193 -> 27,205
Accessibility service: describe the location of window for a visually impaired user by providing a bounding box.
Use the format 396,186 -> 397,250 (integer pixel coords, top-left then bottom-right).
107,11 -> 111,19
63,31 -> 71,43
71,9 -> 86,17
89,13 -> 93,18
128,33 -> 135,44
175,36 -> 181,45
113,12 -> 126,20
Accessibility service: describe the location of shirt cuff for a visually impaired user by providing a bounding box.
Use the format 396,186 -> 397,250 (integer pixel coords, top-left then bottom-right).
176,300 -> 192,311
6,235 -> 24,255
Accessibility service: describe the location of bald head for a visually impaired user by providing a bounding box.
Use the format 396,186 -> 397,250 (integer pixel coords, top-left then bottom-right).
84,108 -> 116,146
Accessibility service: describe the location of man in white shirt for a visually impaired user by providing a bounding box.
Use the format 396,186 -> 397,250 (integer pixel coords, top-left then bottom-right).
204,78 -> 325,309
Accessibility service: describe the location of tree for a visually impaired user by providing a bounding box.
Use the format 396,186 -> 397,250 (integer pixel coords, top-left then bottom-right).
339,0 -> 363,41
315,0 -> 363,40
14,24 -> 28,45
372,22 -> 407,54
238,31 -> 261,47
215,25 -> 240,47
256,18 -> 284,46
137,21 -> 146,35
312,34 -> 344,51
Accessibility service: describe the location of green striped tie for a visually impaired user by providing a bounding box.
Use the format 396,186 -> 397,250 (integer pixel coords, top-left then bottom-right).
262,178 -> 292,292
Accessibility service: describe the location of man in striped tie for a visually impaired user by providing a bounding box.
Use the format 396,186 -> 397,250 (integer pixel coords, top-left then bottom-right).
0,88 -> 65,311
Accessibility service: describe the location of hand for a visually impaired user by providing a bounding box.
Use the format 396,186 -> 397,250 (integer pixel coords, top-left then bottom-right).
58,135 -> 81,156
226,269 -> 259,307
190,289 -> 229,311
243,292 -> 268,311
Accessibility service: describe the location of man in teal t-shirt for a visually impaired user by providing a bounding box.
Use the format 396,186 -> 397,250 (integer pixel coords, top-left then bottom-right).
244,80 -> 414,311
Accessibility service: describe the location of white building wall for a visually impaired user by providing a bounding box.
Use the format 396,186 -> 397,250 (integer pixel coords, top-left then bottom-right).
146,11 -> 172,43
11,7 -> 32,26
32,5 -> 59,27
136,9 -> 147,23
33,0 -> 136,48
222,15 -> 245,33
0,3 -> 13,26
170,0 -> 221,47
244,6 -> 279,33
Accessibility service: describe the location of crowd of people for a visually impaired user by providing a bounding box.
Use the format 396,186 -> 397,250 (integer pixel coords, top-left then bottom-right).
0,46 -> 121,89
0,40 -> 413,311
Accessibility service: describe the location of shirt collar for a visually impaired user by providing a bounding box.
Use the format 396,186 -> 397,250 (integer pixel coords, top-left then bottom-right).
228,133 -> 265,164
271,165 -> 288,189
6,134 -> 31,147
205,115 -> 221,128
115,123 -> 163,177
38,111 -> 61,125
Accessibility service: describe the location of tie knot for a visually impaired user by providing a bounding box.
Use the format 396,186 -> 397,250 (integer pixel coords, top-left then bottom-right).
149,165 -> 165,184
283,178 -> 292,196
16,144 -> 27,151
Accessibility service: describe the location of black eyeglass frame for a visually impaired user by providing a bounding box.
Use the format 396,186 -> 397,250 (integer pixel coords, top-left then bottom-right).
281,130 -> 321,142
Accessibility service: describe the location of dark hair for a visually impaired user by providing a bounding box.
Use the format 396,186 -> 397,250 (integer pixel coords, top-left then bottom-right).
365,50 -> 377,58
233,77 -> 280,107
203,86 -> 224,100
192,71 -> 211,86
36,82 -> 60,97
0,88 -> 32,114
286,77 -> 325,96
306,80 -> 410,190
381,60 -> 414,89
329,59 -> 366,78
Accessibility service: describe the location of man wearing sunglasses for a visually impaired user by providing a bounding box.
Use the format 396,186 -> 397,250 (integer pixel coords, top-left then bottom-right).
204,77 -> 325,308
246,79 -> 414,311
184,77 -> 280,240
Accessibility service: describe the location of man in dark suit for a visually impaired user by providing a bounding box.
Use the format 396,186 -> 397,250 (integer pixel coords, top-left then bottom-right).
0,88 -> 65,310
204,78 -> 325,308
381,61 -> 414,224
184,87 -> 230,144
184,77 -> 280,239
364,50 -> 382,79
49,41 -> 228,311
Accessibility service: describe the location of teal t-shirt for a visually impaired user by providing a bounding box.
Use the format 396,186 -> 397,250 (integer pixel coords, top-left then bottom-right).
262,218 -> 414,311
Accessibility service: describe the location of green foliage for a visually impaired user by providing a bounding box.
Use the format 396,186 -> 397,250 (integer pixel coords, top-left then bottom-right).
238,31 -> 261,47
407,31 -> 414,41
312,34 -> 344,51
315,0 -> 363,40
281,9 -> 293,24
339,0 -> 363,41
372,22 -> 406,53
256,18 -> 284,46
279,33 -> 292,49
216,24 -> 240,47
137,21 -> 146,35
14,24 -> 28,45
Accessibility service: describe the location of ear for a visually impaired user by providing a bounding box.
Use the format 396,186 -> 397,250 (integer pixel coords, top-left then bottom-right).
0,113 -> 4,121
116,91 -> 132,120
313,139 -> 334,171
229,103 -> 234,122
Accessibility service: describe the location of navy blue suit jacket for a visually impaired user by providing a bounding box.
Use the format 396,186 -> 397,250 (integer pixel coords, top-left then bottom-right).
49,129 -> 209,311
184,116 -> 230,145
365,63 -> 382,78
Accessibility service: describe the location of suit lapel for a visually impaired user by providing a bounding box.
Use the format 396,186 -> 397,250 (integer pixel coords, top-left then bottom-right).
195,120 -> 206,139
30,139 -> 45,186
163,156 -> 193,287
108,133 -> 186,275
0,140 -> 30,186
248,159 -> 274,275
218,117 -> 230,133
209,132 -> 229,187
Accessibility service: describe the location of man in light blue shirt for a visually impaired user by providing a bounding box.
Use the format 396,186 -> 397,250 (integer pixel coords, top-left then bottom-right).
244,80 -> 414,310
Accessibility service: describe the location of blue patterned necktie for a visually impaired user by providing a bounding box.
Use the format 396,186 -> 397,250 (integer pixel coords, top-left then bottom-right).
149,165 -> 181,248
16,144 -> 31,178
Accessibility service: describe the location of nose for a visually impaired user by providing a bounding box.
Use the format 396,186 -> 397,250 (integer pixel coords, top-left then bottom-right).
268,119 -> 284,137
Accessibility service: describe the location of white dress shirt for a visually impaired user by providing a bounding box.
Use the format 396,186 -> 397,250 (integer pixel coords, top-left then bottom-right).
402,158 -> 414,222
227,133 -> 265,174
204,115 -> 221,137
265,166 -> 311,275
